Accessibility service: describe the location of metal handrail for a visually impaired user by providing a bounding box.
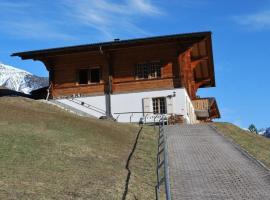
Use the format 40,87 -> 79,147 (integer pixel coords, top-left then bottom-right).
156,115 -> 171,200
67,98 -> 106,115
113,112 -> 168,124
113,111 -> 154,123
114,111 -> 154,114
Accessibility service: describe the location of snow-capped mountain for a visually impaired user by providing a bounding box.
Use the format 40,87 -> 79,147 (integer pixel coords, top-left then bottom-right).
0,63 -> 48,94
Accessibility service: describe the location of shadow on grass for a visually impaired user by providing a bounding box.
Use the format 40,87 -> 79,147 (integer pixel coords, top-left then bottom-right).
121,127 -> 143,200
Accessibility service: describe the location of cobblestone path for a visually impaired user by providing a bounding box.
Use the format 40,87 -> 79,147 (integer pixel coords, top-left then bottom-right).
165,124 -> 270,200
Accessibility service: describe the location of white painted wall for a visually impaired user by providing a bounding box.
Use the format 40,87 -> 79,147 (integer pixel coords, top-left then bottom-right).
57,95 -> 106,118
112,89 -> 178,122
56,88 -> 197,124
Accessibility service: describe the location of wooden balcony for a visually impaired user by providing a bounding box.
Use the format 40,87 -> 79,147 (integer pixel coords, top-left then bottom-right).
192,97 -> 220,121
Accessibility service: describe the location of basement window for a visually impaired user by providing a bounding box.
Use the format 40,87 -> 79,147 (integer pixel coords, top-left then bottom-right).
152,97 -> 166,114
136,62 -> 161,79
78,68 -> 101,85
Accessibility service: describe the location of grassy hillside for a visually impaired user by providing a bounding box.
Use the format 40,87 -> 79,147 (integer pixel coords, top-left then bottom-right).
0,97 -> 157,199
213,122 -> 270,168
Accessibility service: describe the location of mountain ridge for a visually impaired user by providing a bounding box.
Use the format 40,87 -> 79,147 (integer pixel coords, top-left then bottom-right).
0,63 -> 48,94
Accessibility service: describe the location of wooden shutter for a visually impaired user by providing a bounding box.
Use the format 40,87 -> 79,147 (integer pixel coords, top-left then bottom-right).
166,97 -> 174,114
142,97 -> 152,115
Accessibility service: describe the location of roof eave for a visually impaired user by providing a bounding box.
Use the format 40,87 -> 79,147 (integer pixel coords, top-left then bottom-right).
12,31 -> 212,60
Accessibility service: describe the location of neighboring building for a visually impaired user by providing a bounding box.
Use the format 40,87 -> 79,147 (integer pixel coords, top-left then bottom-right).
12,31 -> 220,123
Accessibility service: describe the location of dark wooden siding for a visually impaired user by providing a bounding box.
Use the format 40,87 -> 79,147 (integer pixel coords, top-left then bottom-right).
42,37 -> 214,98
48,43 -> 181,97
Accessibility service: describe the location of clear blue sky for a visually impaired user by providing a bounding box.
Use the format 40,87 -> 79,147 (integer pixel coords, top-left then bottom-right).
0,0 -> 269,128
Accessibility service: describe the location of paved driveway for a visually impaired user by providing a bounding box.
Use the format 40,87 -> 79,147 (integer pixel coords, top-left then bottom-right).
166,124 -> 270,200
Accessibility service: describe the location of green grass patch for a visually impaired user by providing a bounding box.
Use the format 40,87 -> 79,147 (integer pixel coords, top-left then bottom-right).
213,122 -> 270,168
0,97 -> 157,199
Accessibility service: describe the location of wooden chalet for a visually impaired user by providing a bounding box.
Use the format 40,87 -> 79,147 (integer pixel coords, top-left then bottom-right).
12,31 -> 220,123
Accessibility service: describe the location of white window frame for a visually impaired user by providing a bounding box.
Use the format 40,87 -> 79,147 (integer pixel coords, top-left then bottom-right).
152,97 -> 167,114
136,61 -> 161,80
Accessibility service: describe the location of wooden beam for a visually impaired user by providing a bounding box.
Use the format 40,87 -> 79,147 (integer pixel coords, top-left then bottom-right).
104,52 -> 113,118
191,56 -> 208,70
195,78 -> 211,90
205,35 -> 215,87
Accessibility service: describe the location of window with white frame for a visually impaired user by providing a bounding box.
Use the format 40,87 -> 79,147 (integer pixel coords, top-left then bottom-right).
152,97 -> 167,114
136,62 -> 161,79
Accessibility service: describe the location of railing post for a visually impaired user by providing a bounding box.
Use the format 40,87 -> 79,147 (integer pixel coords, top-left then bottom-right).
154,115 -> 159,129
162,115 -> 165,127
154,116 -> 156,129
145,114 -> 149,124
130,113 -> 134,123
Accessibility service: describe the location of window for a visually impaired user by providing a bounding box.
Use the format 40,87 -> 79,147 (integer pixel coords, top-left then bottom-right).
78,69 -> 89,84
136,62 -> 161,79
152,97 -> 167,114
78,68 -> 101,84
90,68 -> 100,83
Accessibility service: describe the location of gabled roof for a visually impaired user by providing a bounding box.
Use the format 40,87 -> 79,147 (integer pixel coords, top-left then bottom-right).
12,31 -> 211,59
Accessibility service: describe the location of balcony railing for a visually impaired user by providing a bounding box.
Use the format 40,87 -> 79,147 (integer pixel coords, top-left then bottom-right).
192,98 -> 220,120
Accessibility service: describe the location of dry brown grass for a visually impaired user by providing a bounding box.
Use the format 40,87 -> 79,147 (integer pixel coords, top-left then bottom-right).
0,97 -> 157,199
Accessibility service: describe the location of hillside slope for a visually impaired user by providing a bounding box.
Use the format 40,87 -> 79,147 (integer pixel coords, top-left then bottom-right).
213,122 -> 270,168
0,97 -> 157,199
